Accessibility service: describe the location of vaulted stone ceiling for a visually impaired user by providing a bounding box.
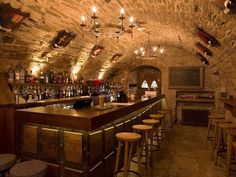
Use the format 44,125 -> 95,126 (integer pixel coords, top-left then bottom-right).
0,0 -> 235,80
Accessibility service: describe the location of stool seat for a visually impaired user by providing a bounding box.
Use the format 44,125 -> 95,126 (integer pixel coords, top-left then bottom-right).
0,154 -> 16,171
150,114 -> 164,119
132,124 -> 153,131
116,132 -> 141,142
9,160 -> 47,177
213,119 -> 231,123
142,119 -> 160,125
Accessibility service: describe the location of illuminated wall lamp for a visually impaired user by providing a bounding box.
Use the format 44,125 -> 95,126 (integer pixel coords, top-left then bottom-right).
196,28 -> 220,47
195,42 -> 213,56
196,52 -> 210,65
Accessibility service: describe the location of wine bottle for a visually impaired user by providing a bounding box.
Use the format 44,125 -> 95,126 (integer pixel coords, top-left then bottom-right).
19,67 -> 25,84
14,66 -> 20,83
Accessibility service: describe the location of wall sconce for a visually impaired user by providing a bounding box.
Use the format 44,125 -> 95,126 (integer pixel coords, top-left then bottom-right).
0,3 -> 29,32
52,30 -> 76,48
195,42 -> 213,56
110,53 -> 122,63
90,45 -> 104,58
196,52 -> 210,65
196,27 -> 220,47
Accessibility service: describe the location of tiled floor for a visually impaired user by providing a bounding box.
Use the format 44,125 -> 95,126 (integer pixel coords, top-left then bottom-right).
119,125 -> 236,177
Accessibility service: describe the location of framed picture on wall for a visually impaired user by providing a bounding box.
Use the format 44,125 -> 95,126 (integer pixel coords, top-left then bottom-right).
168,66 -> 204,89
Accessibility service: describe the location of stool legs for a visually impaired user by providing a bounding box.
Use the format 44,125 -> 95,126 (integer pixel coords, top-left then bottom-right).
124,142 -> 129,177
226,134 -> 233,177
115,141 -> 122,176
205,118 -> 212,148
211,123 -> 218,160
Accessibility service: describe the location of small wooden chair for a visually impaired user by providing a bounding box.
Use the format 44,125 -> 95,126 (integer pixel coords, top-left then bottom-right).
114,132 -> 142,177
210,119 -> 232,160
214,123 -> 236,166
205,114 -> 224,148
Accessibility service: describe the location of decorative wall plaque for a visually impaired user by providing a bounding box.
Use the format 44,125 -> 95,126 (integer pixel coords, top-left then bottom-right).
90,45 -> 104,58
0,3 -> 29,32
110,53 -> 122,63
52,30 -> 76,48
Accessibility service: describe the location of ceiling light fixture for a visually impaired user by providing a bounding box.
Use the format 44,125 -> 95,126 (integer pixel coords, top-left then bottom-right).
134,32 -> 165,59
80,6 -> 135,42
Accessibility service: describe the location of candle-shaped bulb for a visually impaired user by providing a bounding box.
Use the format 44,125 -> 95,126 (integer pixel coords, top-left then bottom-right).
134,50 -> 138,55
160,48 -> 164,54
129,16 -> 134,24
120,8 -> 125,16
92,6 -> 97,14
81,15 -> 86,24
153,46 -> 157,52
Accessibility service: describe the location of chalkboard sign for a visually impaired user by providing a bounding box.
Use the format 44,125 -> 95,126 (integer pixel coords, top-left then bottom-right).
169,66 -> 204,89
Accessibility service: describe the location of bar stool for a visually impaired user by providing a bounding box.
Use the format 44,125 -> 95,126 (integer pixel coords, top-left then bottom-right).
0,154 -> 17,177
149,114 -> 165,139
114,132 -> 142,177
214,123 -> 236,166
158,109 -> 173,128
132,124 -> 153,176
9,160 -> 47,177
226,129 -> 236,177
205,114 -> 224,148
210,119 -> 232,160
142,119 -> 160,150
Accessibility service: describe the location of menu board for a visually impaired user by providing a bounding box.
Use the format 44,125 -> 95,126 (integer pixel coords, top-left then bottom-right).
169,66 -> 204,89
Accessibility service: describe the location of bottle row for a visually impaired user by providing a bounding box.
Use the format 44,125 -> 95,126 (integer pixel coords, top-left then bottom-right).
6,66 -> 83,84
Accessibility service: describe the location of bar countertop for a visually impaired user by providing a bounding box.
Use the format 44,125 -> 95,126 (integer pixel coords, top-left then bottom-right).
15,95 -> 164,131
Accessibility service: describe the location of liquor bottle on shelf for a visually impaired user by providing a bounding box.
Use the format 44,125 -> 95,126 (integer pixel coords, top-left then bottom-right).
45,71 -> 49,84
39,71 -> 45,84
25,70 -> 30,83
19,67 -> 25,84
8,67 -> 14,84
14,66 -> 20,83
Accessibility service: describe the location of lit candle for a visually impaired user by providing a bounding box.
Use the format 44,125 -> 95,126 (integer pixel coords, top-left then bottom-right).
160,48 -> 164,54
153,46 -> 157,52
140,47 -> 144,51
129,16 -> 134,25
81,15 -> 86,24
134,50 -> 138,55
92,6 -> 97,15
120,8 -> 125,16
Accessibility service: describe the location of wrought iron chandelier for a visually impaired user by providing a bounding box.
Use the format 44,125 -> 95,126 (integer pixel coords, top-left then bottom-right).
80,6 -> 135,41
134,32 -> 165,59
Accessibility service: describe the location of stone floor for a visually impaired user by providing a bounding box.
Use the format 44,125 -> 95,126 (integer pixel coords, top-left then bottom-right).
119,125 -> 236,177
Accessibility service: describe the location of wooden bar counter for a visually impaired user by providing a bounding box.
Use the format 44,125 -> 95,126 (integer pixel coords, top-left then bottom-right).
15,95 -> 164,177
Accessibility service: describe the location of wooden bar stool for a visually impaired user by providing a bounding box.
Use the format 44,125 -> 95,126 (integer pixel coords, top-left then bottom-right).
142,119 -> 160,150
226,129 -> 236,177
0,154 -> 16,177
132,124 -> 153,177
158,109 -> 173,128
9,160 -> 47,177
150,114 -> 165,139
205,114 -> 224,148
114,132 -> 142,177
210,119 -> 232,160
214,123 -> 236,165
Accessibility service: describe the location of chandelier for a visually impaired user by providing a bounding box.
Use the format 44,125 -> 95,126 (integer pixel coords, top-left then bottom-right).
134,33 -> 165,59
80,6 -> 135,41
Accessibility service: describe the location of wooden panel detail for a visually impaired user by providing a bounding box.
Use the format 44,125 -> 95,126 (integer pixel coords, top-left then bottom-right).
89,131 -> 103,165
46,163 -> 60,177
64,131 -> 83,164
89,161 -> 104,177
104,126 -> 114,154
64,168 -> 84,177
104,152 -> 115,177
22,125 -> 38,155
42,128 -> 59,162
